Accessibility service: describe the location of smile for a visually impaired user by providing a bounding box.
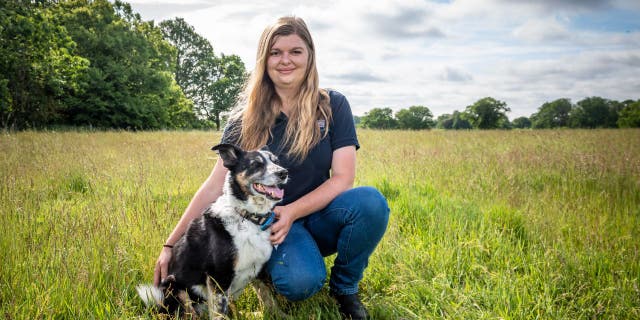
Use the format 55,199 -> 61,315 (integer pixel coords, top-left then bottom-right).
253,183 -> 284,201
277,69 -> 295,74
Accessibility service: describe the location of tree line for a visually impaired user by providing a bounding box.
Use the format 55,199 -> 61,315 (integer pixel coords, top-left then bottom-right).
358,96 -> 640,130
0,0 -> 245,130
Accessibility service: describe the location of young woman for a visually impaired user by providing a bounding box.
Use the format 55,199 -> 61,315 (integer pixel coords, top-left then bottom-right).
154,16 -> 389,319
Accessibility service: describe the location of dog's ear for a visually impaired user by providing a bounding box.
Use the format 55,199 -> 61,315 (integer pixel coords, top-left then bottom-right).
212,143 -> 243,168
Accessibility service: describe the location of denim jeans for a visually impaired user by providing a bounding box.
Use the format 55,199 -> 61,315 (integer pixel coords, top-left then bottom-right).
265,186 -> 390,301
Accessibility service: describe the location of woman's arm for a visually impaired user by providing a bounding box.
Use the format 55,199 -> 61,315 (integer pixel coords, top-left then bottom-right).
269,145 -> 356,245
153,158 -> 228,285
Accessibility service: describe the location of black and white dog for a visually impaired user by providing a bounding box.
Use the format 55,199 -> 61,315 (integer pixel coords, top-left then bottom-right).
137,143 -> 287,318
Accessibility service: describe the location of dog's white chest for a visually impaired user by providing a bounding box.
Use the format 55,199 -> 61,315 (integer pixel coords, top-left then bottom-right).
226,221 -> 272,296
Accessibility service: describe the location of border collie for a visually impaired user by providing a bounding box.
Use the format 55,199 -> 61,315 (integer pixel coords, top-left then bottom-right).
137,143 -> 287,319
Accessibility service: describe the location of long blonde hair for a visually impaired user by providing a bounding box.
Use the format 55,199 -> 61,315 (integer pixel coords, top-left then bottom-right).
229,16 -> 331,161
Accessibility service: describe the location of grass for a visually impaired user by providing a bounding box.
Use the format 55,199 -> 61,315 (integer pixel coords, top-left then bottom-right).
1,129 -> 639,319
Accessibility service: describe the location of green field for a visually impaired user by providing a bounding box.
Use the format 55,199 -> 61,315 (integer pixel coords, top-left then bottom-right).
1,129 -> 639,319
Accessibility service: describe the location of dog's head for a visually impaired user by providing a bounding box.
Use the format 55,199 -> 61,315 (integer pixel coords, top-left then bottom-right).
212,143 -> 288,211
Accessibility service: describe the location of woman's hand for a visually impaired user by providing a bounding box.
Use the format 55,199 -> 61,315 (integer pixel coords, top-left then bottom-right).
153,247 -> 173,286
270,205 -> 296,245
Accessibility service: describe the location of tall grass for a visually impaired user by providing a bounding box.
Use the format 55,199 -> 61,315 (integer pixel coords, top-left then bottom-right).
1,129 -> 638,319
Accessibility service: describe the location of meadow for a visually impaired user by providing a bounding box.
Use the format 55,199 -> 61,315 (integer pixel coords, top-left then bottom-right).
1,129 -> 638,319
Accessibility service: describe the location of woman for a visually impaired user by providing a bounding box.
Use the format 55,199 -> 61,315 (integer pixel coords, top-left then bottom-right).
154,16 -> 389,320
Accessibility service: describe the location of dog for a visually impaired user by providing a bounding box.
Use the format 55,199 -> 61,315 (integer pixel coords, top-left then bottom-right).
137,143 -> 288,319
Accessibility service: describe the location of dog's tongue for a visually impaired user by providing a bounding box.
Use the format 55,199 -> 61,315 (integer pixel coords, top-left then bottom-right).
264,185 -> 284,199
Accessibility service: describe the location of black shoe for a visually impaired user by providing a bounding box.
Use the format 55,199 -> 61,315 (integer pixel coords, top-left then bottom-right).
332,293 -> 369,320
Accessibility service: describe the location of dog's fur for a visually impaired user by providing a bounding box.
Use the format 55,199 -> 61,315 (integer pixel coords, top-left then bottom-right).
137,143 -> 288,319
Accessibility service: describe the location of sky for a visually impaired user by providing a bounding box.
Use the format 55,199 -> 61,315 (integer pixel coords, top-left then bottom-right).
126,0 -> 640,119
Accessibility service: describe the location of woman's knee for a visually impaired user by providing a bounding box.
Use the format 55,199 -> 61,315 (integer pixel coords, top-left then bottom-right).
272,268 -> 326,301
347,186 -> 390,223
267,223 -> 327,301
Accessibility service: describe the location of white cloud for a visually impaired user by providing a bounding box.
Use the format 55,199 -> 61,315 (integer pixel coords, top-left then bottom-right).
513,18 -> 572,43
440,67 -> 473,82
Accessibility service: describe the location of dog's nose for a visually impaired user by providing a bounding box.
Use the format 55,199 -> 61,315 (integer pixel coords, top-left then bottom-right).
277,169 -> 288,180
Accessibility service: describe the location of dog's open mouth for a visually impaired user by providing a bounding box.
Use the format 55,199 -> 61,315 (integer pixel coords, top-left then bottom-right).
253,183 -> 284,201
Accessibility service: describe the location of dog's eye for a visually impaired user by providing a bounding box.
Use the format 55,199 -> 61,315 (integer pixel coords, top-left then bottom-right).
250,160 -> 264,170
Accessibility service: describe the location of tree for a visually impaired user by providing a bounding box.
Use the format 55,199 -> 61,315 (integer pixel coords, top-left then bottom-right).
512,116 -> 532,129
52,0 -> 192,129
361,107 -> 397,129
436,113 -> 453,129
531,98 -> 572,128
436,111 -> 471,130
160,18 -> 212,112
0,0 -> 89,129
569,96 -> 615,128
395,105 -> 435,130
208,54 -> 246,130
464,97 -> 510,129
160,18 -> 246,130
607,99 -> 628,128
452,111 -> 473,129
617,100 -> 640,128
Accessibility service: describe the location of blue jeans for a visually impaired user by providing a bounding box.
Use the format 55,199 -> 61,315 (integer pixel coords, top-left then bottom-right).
266,186 -> 390,301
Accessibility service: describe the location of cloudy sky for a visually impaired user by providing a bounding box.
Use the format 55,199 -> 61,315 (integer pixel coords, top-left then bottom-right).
127,0 -> 640,119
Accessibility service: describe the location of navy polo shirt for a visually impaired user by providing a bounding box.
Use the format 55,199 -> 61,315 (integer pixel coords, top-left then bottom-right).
221,90 -> 359,206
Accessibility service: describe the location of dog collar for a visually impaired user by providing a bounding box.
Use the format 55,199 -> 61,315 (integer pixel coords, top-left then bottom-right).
259,211 -> 276,231
239,210 -> 277,231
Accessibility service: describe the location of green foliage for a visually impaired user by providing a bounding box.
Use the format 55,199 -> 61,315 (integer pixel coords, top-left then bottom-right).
0,0 -> 245,130
159,18 -> 208,93
0,78 -> 12,124
52,0 -> 190,129
569,96 -> 617,128
0,0 -> 89,129
361,107 -> 398,129
160,18 -> 246,130
395,105 -> 435,130
208,54 -> 247,130
436,111 -> 472,130
617,100 -> 640,128
511,116 -> 532,129
531,98 -> 572,128
436,114 -> 451,129
366,95 -> 634,131
464,97 -> 511,129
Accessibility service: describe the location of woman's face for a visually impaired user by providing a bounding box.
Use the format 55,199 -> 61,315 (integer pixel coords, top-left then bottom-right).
267,34 -> 309,91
